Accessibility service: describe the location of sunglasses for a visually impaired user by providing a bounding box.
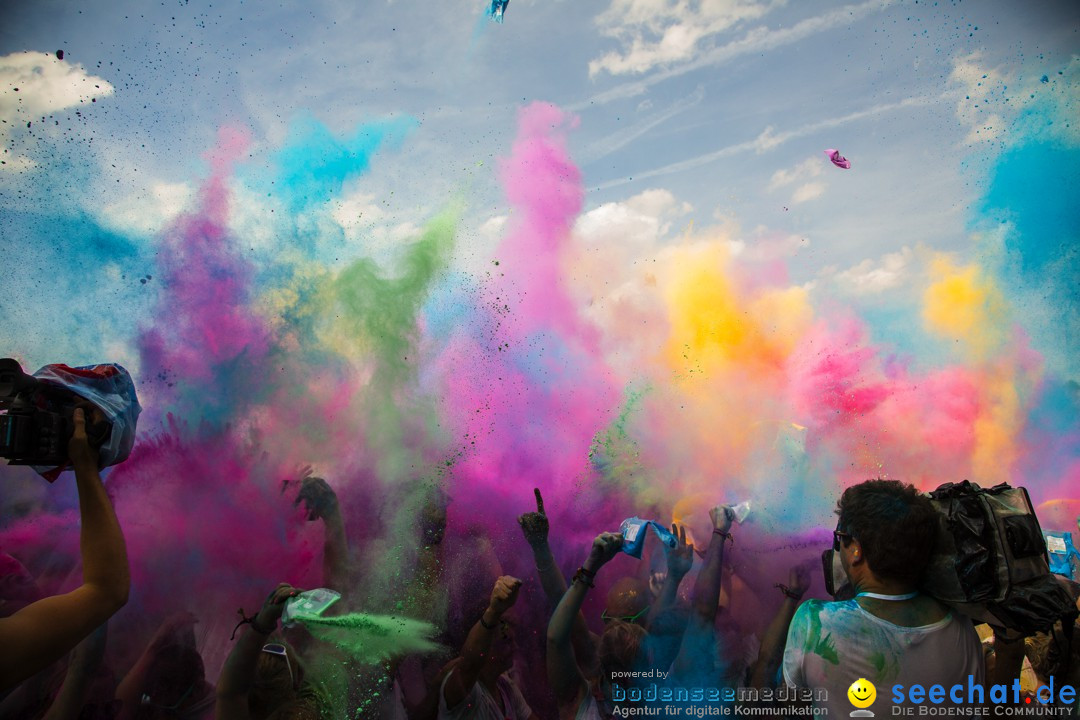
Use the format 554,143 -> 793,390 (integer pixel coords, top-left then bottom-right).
833,530 -> 853,552
262,643 -> 298,689
601,605 -> 650,624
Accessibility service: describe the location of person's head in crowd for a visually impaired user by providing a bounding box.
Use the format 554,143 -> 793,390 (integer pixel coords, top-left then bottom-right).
250,640 -> 304,719
834,479 -> 938,591
604,577 -> 650,626
133,643 -> 206,719
597,619 -> 647,685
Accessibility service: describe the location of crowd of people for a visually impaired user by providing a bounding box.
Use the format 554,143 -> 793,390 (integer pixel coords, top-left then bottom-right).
1,407 -> 1079,719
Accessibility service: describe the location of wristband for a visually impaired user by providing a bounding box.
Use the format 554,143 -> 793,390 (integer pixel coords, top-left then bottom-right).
479,613 -> 498,630
713,529 -> 734,543
231,608 -> 276,640
572,566 -> 596,588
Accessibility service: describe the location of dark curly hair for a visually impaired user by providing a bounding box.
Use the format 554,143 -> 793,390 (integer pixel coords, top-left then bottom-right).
836,479 -> 938,587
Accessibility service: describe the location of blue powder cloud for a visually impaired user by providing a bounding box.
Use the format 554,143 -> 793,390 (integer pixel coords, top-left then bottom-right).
266,113 -> 417,214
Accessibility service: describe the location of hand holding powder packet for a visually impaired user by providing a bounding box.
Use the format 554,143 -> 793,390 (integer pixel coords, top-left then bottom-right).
619,517 -> 677,559
281,588 -> 341,628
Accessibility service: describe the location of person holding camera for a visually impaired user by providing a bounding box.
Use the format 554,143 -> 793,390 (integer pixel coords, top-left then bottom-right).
0,407 -> 131,691
782,479 -> 984,714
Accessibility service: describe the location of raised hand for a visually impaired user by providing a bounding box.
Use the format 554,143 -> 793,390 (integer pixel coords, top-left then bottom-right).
666,523 -> 693,579
710,504 -> 735,535
254,583 -> 300,630
487,576 -> 522,617
517,488 -> 549,548
586,532 -> 623,571
294,476 -> 339,521
67,407 -> 99,470
788,563 -> 812,599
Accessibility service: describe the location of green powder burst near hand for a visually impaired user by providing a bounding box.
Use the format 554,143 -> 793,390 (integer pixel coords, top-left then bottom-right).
298,612 -> 442,664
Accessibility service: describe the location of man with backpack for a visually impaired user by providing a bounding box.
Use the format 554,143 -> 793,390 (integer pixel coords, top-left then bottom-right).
782,480 -> 985,715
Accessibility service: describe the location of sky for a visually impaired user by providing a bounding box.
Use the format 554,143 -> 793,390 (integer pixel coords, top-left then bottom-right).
0,0 -> 1078,679
1,1 -> 1077,364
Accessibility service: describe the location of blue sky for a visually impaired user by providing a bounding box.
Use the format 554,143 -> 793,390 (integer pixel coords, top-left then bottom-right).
0,0 -> 1077,372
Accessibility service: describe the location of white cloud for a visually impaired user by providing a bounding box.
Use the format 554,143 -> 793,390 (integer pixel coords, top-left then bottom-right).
98,181 -> 194,238
478,215 -> 508,243
331,190 -> 387,231
590,0 -> 777,77
577,0 -> 894,107
0,51 -> 113,119
328,186 -> 423,256
949,52 -> 1080,147
791,182 -> 824,204
768,157 -> 823,191
567,188 -> 694,377
574,188 -> 691,253
0,51 -> 114,170
829,246 -> 915,296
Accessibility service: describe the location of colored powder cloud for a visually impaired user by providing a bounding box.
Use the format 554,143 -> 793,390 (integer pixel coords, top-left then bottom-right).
0,89 -> 1078,711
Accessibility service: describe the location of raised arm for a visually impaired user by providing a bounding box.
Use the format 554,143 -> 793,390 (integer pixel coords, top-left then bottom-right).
647,523 -> 693,628
519,488 -> 567,603
41,622 -> 109,720
0,407 -> 130,691
295,475 -> 348,593
690,506 -> 733,622
547,532 -> 622,713
518,488 -> 599,678
749,564 -> 810,687
670,506 -> 733,680
216,583 -> 299,720
442,576 -> 522,709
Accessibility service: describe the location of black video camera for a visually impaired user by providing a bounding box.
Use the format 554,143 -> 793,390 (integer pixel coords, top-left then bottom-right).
0,358 -> 112,468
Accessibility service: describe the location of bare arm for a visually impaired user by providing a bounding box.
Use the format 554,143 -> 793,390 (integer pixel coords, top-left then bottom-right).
547,533 -> 621,713
647,523 -> 693,628
690,507 -> 733,623
670,507 -> 732,679
295,476 -> 348,592
443,576 -> 522,710
749,566 -> 810,687
0,408 -> 130,691
41,622 -> 108,720
519,488 -> 598,678
215,583 -> 298,720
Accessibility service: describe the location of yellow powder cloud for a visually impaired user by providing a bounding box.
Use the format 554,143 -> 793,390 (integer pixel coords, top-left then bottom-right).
922,255 -> 1007,359
661,242 -> 810,378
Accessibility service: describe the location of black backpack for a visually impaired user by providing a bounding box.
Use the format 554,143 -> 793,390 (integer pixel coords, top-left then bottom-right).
922,480 -> 1078,634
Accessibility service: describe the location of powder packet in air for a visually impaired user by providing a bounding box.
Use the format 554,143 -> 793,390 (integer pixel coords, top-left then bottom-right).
619,517 -> 677,559
281,588 -> 341,628
731,501 -> 752,524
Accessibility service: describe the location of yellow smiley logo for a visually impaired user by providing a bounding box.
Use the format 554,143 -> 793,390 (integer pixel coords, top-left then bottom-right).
848,678 -> 876,708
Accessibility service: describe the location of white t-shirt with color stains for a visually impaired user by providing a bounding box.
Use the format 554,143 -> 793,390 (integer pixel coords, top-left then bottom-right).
783,598 -> 984,716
